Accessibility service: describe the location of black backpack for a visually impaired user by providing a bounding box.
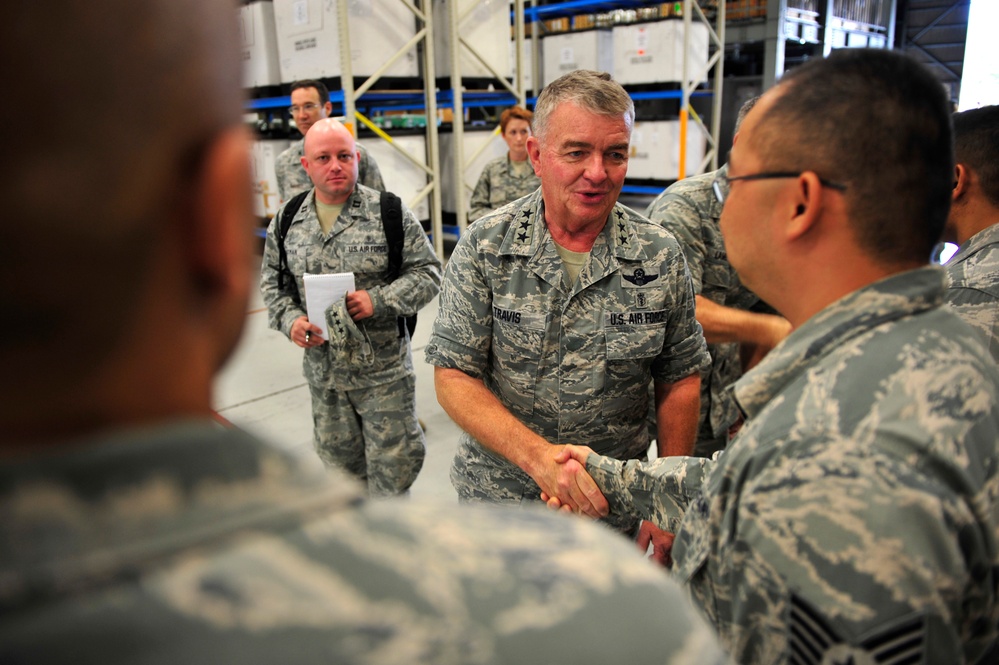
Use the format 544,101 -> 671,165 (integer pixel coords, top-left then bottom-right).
274,190 -> 417,339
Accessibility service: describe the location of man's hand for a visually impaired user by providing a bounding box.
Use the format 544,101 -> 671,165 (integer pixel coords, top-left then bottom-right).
345,290 -> 374,321
537,445 -> 607,518
636,520 -> 675,568
291,316 -> 324,348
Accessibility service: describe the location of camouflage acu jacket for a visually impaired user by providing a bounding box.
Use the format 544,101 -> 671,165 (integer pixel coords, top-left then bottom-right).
587,266 -> 999,664
946,222 -> 999,362
260,184 -> 441,390
0,420 -> 731,665
468,154 -> 541,222
275,138 -> 385,201
426,189 -> 709,504
646,165 -> 760,443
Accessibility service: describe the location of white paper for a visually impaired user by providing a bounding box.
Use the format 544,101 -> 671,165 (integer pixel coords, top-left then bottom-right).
304,272 -> 355,341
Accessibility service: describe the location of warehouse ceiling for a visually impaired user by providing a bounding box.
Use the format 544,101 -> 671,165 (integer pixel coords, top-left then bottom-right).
896,0 -> 970,104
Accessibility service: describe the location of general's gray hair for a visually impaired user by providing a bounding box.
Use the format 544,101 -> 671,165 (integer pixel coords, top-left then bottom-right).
532,70 -> 634,141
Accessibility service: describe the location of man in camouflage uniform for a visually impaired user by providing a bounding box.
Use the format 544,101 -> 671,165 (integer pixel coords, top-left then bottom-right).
261,118 -> 440,495
426,70 -> 709,526
275,79 -> 384,201
942,104 -> 999,362
645,97 -> 790,457
548,50 -> 999,664
0,3 -> 730,663
468,106 -> 541,222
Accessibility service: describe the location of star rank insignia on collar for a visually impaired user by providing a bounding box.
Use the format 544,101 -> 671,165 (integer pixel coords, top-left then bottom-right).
622,267 -> 658,286
517,232 -> 528,242
788,593 -> 926,665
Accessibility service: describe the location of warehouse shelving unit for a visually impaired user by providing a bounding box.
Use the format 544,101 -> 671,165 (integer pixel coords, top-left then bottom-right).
438,0 -> 726,235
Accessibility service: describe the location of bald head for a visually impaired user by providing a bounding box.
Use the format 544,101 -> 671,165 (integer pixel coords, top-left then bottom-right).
0,0 -> 247,420
302,119 -> 360,204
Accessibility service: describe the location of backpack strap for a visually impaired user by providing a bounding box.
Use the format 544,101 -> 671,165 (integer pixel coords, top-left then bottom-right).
275,190 -> 310,306
379,191 -> 417,338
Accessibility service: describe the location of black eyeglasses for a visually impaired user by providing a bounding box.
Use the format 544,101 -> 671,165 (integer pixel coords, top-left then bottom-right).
712,171 -> 848,204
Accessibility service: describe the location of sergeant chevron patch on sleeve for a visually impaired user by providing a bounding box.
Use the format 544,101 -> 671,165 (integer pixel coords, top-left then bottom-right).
788,593 -> 926,665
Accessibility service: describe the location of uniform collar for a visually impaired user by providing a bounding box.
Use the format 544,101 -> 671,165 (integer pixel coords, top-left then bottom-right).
950,223 -> 999,266
734,266 -> 946,419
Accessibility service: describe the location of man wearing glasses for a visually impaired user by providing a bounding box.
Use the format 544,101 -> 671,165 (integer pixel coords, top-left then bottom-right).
275,79 -> 385,201
546,49 -> 999,664
644,97 -> 790,458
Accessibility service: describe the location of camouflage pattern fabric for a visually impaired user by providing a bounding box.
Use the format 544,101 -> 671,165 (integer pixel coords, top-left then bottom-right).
468,155 -> 541,222
260,185 -> 440,489
0,421 -> 732,664
645,166 -> 760,456
275,138 -> 385,201
426,189 -> 709,528
945,222 -> 999,362
309,375 -> 425,496
585,266 -> 999,664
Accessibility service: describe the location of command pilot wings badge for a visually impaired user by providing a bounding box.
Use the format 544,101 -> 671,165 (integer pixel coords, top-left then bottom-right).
622,267 -> 659,286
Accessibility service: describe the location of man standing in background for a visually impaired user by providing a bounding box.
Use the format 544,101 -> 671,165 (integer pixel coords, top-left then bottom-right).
261,118 -> 440,495
275,79 -> 385,199
943,104 -> 999,361
645,96 -> 790,457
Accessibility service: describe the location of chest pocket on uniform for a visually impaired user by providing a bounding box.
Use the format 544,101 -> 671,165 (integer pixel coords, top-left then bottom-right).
491,306 -> 545,417
701,255 -> 735,292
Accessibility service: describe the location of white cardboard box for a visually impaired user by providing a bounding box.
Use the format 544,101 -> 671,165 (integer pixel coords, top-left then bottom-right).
434,0 -> 512,79
438,129 -> 508,213
251,139 -> 291,218
241,1 -> 282,88
612,20 -> 709,84
364,135 -> 431,221
628,120 -> 706,181
541,30 -> 613,87
273,0 -> 418,82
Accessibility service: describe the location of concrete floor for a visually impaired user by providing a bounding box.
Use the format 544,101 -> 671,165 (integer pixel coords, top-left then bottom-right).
213,281 -> 460,502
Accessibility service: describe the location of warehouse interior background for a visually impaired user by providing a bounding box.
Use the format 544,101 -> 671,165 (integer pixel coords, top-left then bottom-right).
222,0 -> 996,496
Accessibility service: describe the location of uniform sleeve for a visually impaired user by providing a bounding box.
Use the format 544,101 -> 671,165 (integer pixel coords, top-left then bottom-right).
676,438 -> 990,664
652,243 -> 710,384
424,230 -> 494,378
586,453 -> 712,533
647,190 -> 708,294
367,206 -> 442,318
357,143 -> 386,193
259,202 -> 306,337
274,150 -> 293,202
468,165 -> 494,223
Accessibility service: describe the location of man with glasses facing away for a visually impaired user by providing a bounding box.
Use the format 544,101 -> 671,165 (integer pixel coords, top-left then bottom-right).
275,79 -> 385,200
644,96 -> 791,459
545,48 -> 999,664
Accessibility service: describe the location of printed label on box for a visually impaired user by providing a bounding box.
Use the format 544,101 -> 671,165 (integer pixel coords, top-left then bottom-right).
293,0 -> 308,26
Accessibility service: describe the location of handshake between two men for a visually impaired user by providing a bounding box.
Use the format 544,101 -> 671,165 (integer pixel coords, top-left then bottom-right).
543,445 -> 678,568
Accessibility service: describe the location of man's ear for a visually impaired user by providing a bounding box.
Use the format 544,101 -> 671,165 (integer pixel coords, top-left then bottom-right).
526,135 -> 541,169
186,127 -> 255,298
785,172 -> 824,241
953,163 -> 971,201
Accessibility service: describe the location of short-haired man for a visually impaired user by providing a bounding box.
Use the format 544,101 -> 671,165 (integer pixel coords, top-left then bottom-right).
942,104 -> 999,361
645,97 -> 790,457
468,105 -> 541,222
549,49 -> 999,664
427,70 -> 709,526
275,79 -> 385,200
261,118 -> 440,495
0,2 -> 729,663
